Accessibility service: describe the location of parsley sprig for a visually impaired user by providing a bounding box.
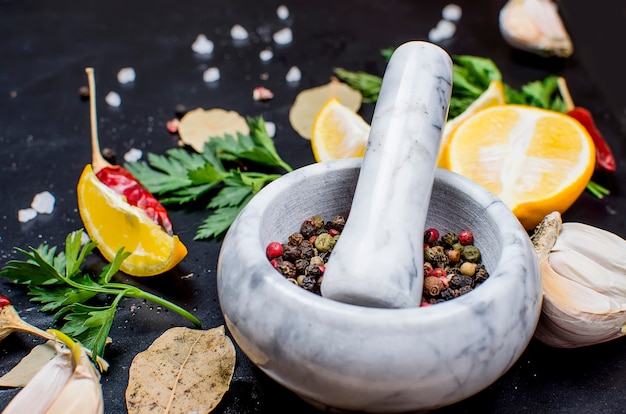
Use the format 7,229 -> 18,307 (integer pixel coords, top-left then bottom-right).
125,116 -> 292,240
0,230 -> 201,361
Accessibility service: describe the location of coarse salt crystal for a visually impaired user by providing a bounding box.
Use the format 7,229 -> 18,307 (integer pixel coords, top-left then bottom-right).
285,66 -> 301,83
117,67 -> 136,84
31,191 -> 55,214
18,208 -> 37,223
276,5 -> 289,20
265,121 -> 276,137
203,67 -> 220,83
273,27 -> 293,45
428,19 -> 456,43
105,91 -> 121,107
124,148 -> 143,163
442,4 -> 462,22
230,24 -> 249,40
259,48 -> 274,61
192,34 -> 214,54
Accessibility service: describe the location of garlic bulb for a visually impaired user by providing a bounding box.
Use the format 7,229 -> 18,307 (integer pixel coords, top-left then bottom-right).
499,0 -> 573,58
531,212 -> 626,348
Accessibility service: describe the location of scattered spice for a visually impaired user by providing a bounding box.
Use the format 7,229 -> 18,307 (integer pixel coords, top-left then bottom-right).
259,48 -> 274,62
276,4 -> 289,20
230,24 -> 249,40
253,86 -> 274,101
203,67 -> 221,83
273,27 -> 293,45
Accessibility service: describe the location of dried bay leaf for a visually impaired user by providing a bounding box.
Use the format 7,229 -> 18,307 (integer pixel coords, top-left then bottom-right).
178,108 -> 249,152
0,340 -> 56,387
126,326 -> 236,414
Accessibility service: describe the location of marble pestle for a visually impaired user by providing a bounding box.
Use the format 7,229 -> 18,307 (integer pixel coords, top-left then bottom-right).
320,41 -> 453,308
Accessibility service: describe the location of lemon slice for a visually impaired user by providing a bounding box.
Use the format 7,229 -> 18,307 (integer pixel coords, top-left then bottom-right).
311,98 -> 370,162
438,80 -> 506,166
443,104 -> 595,230
77,165 -> 187,276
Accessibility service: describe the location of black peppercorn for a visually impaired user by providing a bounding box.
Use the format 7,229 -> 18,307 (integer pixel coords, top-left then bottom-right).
299,275 -> 317,291
300,221 -> 316,239
277,261 -> 297,278
449,274 -> 474,289
299,240 -> 316,259
294,258 -> 309,274
330,215 -> 346,231
306,264 -> 324,278
441,231 -> 459,247
282,244 -> 301,262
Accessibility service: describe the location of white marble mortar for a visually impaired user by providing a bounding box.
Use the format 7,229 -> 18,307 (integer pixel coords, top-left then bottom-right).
217,158 -> 542,413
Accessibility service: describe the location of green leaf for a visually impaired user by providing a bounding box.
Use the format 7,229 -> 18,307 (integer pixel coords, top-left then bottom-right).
29,284 -> 98,312
60,302 -> 116,358
333,67 -> 382,103
195,205 -> 248,240
207,183 -> 253,209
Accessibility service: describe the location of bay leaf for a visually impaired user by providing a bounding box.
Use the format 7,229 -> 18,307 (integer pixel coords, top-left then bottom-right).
126,326 -> 236,414
0,340 -> 56,387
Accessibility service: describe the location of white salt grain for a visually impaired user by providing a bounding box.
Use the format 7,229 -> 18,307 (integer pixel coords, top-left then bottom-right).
265,121 -> 276,137
273,27 -> 293,45
277,5 -> 289,20
203,67 -> 220,82
259,48 -> 274,61
191,34 -> 214,54
18,208 -> 37,223
31,191 -> 55,214
230,24 -> 249,40
285,66 -> 301,82
117,67 -> 136,84
105,91 -> 121,107
124,148 -> 143,163
442,4 -> 462,22
428,19 -> 456,42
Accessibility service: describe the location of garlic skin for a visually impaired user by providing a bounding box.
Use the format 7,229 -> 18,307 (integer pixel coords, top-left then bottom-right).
533,218 -> 626,348
499,0 -> 573,58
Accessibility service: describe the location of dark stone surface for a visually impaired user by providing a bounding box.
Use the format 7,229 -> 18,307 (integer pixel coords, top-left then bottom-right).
1,0 -> 625,412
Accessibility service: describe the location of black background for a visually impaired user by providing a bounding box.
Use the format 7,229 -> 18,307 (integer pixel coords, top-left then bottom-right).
1,0 -> 626,412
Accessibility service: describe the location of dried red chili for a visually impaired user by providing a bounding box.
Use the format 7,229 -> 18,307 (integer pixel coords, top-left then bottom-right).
0,295 -> 10,309
96,166 -> 173,235
567,107 -> 616,172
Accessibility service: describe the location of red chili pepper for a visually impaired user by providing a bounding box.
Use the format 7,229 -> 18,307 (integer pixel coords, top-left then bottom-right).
96,165 -> 173,235
567,107 -> 616,172
0,295 -> 11,309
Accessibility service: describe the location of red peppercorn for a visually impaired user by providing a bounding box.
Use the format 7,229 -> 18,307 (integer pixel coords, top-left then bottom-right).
423,228 -> 440,244
318,265 -> 326,274
0,295 -> 10,309
266,242 -> 283,259
458,230 -> 474,245
309,235 -> 317,244
328,229 -> 340,237
269,259 -> 279,269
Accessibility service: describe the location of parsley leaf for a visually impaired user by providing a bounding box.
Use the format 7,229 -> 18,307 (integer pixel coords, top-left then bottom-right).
0,230 -> 201,362
125,116 -> 292,240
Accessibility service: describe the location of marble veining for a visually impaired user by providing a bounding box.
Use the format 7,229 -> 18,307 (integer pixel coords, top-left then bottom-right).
217,156 -> 542,413
321,41 -> 454,308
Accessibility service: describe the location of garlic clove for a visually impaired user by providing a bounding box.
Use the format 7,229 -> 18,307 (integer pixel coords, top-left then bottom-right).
499,0 -> 573,58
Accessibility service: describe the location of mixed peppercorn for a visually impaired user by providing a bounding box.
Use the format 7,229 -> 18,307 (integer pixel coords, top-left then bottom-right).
266,215 -> 490,306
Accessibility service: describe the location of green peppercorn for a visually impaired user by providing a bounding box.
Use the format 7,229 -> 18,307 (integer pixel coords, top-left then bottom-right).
309,256 -> 324,267
314,233 -> 334,252
311,215 -> 325,229
461,245 -> 481,263
424,245 -> 446,264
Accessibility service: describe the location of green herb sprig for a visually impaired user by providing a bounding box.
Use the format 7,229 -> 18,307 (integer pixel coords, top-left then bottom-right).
332,53 -> 608,198
125,116 -> 292,240
0,230 -> 201,361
